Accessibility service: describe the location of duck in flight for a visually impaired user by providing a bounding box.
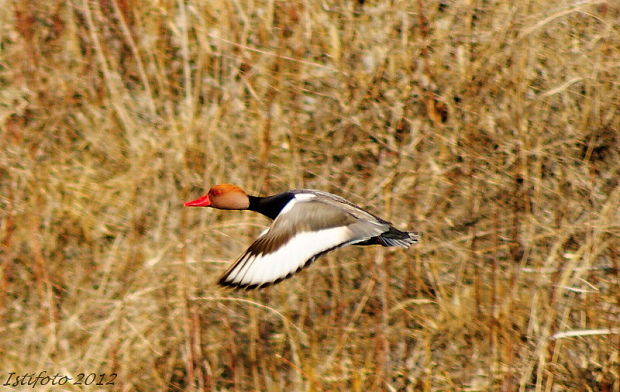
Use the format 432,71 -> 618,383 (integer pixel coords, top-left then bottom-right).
185,184 -> 419,289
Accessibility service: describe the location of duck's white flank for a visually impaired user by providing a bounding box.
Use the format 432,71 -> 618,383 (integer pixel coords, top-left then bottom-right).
222,225 -> 361,287
277,193 -> 315,216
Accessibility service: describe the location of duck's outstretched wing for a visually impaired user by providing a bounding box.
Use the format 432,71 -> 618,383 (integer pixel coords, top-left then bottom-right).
218,199 -> 387,289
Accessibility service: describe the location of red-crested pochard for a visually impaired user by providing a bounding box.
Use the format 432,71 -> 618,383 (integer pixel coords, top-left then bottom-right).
185,184 -> 419,289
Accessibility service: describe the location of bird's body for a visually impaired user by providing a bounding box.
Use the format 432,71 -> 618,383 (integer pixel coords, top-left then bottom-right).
185,184 -> 418,289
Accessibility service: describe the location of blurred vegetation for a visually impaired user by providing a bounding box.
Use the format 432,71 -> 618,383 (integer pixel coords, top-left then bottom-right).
1,0 -> 619,391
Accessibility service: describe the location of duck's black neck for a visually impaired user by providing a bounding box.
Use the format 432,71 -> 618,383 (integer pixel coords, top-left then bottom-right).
248,193 -> 295,220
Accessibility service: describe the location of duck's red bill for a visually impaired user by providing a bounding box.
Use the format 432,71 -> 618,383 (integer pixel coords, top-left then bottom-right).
184,194 -> 211,207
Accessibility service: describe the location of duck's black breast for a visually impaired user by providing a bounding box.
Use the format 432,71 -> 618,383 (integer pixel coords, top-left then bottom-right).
248,192 -> 295,220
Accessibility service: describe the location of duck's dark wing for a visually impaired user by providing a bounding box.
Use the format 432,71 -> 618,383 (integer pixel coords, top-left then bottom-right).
218,198 -> 388,289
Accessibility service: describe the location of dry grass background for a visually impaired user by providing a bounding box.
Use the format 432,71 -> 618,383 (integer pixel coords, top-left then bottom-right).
0,0 -> 619,391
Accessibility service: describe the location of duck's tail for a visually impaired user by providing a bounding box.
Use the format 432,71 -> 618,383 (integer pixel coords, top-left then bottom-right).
377,227 -> 420,248
358,227 -> 419,248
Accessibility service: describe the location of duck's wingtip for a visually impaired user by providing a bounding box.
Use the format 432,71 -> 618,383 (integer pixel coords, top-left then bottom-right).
217,272 -> 294,290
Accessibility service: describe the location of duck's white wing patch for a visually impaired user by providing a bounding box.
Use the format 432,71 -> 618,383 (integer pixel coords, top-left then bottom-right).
219,226 -> 354,289
218,199 -> 387,289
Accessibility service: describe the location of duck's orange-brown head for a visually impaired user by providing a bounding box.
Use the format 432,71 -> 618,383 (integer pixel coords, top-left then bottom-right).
184,184 -> 250,210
